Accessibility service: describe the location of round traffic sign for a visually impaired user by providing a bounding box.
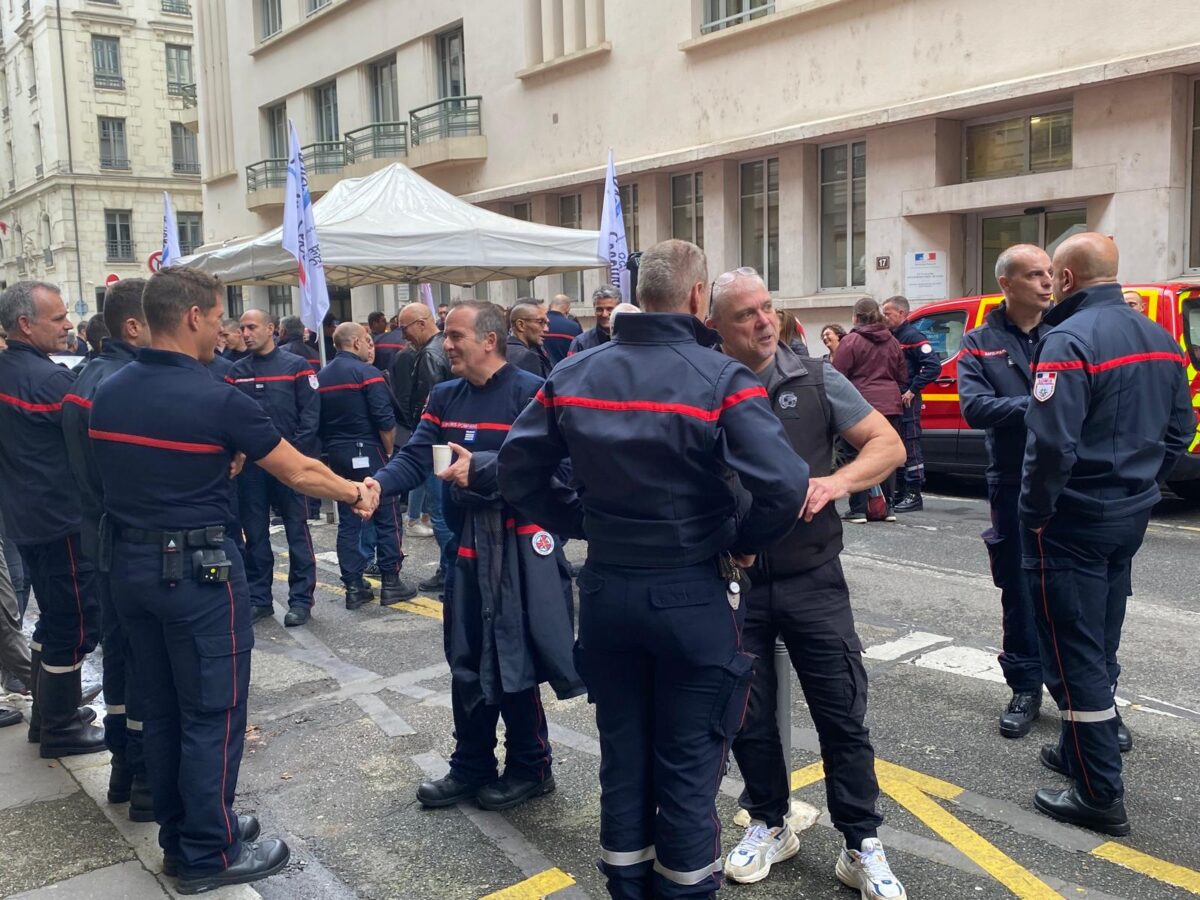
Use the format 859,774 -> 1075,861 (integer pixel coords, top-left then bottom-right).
148,250 -> 163,273
105,273 -> 120,287
74,300 -> 88,316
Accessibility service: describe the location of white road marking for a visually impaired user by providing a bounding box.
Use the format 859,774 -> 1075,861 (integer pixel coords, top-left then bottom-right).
912,645 -> 1008,685
864,631 -> 952,661
316,550 -> 340,563
1139,695 -> 1200,717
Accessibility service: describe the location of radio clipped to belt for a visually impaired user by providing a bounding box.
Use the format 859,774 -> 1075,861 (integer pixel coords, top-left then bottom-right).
156,526 -> 232,584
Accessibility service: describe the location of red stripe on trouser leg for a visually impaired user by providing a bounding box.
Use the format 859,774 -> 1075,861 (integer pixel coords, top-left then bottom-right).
219,581 -> 236,858
1037,531 -> 1095,799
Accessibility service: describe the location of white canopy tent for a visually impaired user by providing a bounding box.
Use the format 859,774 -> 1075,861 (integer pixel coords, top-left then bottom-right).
179,162 -> 607,287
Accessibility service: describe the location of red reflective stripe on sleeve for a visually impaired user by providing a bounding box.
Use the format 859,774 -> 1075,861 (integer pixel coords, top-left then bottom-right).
457,546 -> 478,559
317,378 -> 382,393
718,385 -> 769,413
439,420 -> 511,432
1036,351 -> 1187,375
899,342 -> 925,349
544,333 -> 575,340
421,412 -> 442,425
88,428 -> 225,454
535,389 -> 549,406
965,347 -> 1007,358
63,394 -> 93,409
0,391 -> 63,413
539,395 -> 726,422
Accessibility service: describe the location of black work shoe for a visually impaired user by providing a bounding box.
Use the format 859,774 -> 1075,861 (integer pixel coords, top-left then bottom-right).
1117,721 -> 1133,753
380,573 -> 417,605
175,837 -> 290,894
129,775 -> 155,822
283,607 -> 310,628
108,757 -> 133,803
345,583 -> 374,610
1034,786 -> 1129,836
27,706 -> 96,744
1040,744 -> 1070,777
476,774 -> 556,811
251,605 -> 275,624
894,492 -> 924,513
417,569 -> 445,593
416,773 -> 480,808
999,691 -> 1042,739
163,816 -> 261,876
0,707 -> 22,728
842,510 -> 868,525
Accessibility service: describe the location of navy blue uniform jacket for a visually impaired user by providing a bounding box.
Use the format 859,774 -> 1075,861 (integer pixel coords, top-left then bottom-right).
226,347 -> 320,456
544,310 -> 581,365
1020,282 -> 1195,526
316,351 -> 396,448
567,325 -> 609,356
372,329 -> 410,373
959,304 -> 1044,485
893,320 -> 941,395
498,313 -> 808,566
0,341 -> 81,545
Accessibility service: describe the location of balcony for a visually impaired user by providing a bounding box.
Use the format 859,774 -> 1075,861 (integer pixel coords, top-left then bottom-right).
302,140 -> 345,175
179,83 -> 199,133
106,240 -> 135,262
245,157 -> 287,210
173,159 -> 200,175
94,73 -> 125,91
161,0 -> 190,13
701,1 -> 774,34
407,96 -> 486,170
100,156 -> 130,170
167,80 -> 190,98
344,122 -> 406,177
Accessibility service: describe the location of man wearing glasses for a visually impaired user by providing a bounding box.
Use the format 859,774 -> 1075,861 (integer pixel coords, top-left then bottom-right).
506,301 -> 552,378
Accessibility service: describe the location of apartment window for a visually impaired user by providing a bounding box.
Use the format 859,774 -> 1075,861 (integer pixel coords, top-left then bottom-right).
105,210 -> 134,261
620,183 -> 640,252
259,0 -> 282,39
33,123 -> 43,176
1189,82 -> 1200,269
266,103 -> 287,157
171,122 -> 199,174
671,173 -> 704,248
559,193 -> 582,299
965,108 -> 1072,181
313,81 -> 339,142
703,0 -> 774,34
177,212 -> 202,255
226,286 -> 244,318
98,117 -> 129,169
165,44 -> 193,96
437,27 -> 466,99
511,201 -> 533,296
369,57 -> 399,123
306,0 -> 331,14
819,141 -> 865,289
91,36 -> 123,89
740,158 -> 779,291
268,285 -> 292,319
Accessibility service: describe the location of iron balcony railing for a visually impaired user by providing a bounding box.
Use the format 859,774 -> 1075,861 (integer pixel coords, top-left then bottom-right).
167,80 -> 190,97
162,0 -> 190,13
173,159 -> 200,175
94,73 -> 125,90
180,83 -> 197,108
100,156 -> 130,170
246,158 -> 287,192
302,141 -> 345,175
701,1 -> 775,34
106,239 -> 135,261
408,95 -> 482,146
345,122 -> 407,163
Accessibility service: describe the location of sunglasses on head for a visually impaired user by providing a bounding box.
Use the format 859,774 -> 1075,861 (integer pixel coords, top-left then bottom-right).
709,267 -> 759,314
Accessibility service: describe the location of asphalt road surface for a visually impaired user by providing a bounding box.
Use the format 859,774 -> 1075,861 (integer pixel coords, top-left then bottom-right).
44,482 -> 1200,899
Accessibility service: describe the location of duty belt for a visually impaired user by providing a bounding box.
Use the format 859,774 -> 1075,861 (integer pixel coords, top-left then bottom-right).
115,526 -> 226,549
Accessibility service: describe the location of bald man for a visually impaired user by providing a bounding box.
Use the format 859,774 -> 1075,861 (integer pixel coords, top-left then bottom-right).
506,301 -> 551,377
1021,233 -> 1195,836
544,295 -> 581,365
227,310 -> 321,627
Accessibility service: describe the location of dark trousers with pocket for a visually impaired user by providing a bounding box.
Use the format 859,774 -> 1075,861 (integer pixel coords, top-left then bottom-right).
448,680 -> 551,786
111,538 -> 252,875
327,443 -> 402,586
238,463 -> 315,611
577,559 -> 751,900
22,534 -> 100,671
731,558 -> 882,849
1022,512 -> 1148,804
986,483 -> 1043,694
899,402 -> 925,489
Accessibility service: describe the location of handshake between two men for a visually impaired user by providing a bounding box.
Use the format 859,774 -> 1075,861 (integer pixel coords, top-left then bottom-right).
355,440 -> 474,522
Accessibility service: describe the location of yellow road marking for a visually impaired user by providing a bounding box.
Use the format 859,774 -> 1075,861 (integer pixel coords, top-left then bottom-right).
874,759 -> 964,801
1092,842 -> 1200,895
789,761 -> 826,791
273,573 -> 443,621
479,867 -> 576,900
879,776 -> 1060,899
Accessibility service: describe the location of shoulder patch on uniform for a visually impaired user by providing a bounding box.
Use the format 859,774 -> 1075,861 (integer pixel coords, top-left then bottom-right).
921,343 -> 933,354
531,531 -> 555,556
308,375 -> 319,390
1033,371 -> 1057,402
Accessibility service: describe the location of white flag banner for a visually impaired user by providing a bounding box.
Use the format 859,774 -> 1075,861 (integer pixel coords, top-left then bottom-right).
281,120 -> 329,336
161,191 -> 181,268
418,282 -> 437,317
597,149 -> 628,300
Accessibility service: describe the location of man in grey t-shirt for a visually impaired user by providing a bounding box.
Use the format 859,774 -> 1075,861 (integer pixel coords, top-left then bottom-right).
708,269 -> 910,899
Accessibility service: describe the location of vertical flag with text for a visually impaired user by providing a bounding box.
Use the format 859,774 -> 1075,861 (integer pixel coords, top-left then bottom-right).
419,282 -> 437,317
597,149 -> 628,300
161,192 -> 181,268
281,120 -> 329,336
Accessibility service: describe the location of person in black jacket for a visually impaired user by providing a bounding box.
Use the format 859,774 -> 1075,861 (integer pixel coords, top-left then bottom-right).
959,244 -> 1053,741
882,295 -> 942,512
505,301 -> 551,378
1021,234 -> 1194,836
709,269 -> 908,894
278,316 -> 321,369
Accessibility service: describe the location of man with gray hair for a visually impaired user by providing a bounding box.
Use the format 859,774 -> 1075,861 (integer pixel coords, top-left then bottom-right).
0,281 -> 104,758
278,315 -> 321,369
499,240 -> 807,899
567,284 -> 620,355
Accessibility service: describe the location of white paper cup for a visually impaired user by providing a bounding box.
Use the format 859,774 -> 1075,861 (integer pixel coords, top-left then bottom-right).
432,444 -> 453,473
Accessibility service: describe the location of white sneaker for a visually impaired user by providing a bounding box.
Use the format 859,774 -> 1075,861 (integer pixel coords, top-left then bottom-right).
724,820 -> 800,884
405,520 -> 433,538
835,838 -> 907,899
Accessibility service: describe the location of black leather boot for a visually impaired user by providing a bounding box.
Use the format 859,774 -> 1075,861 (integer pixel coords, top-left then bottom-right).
476,774 -> 556,811
999,691 -> 1041,739
26,647 -> 40,743
129,775 -> 155,822
283,606 -> 310,627
345,579 -> 374,610
1117,719 -> 1133,753
415,773 -> 480,808
1039,743 -> 1069,777
1034,786 -> 1129,836
163,816 -> 261,876
38,669 -> 106,759
380,573 -> 417,605
175,837 -> 290,894
108,755 -> 134,803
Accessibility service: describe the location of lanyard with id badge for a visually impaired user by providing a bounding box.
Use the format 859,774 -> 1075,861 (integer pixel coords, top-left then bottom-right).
352,442 -> 371,472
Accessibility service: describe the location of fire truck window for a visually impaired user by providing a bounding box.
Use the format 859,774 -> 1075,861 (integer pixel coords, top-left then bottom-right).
910,310 -> 967,363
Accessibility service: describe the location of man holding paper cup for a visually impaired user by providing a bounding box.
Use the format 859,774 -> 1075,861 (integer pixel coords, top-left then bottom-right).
368,301 -> 581,812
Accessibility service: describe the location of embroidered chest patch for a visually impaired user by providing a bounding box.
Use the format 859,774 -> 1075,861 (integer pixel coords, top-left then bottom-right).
1033,371 -> 1057,402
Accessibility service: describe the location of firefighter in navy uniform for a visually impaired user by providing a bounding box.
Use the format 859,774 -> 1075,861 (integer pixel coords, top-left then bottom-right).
499,241 -> 807,900
227,309 -> 320,626
567,285 -> 620,355
89,267 -> 380,894
880,295 -> 941,512
1020,234 -> 1195,836
61,279 -> 155,820
317,322 -> 414,608
958,244 -> 1053,741
371,301 -> 578,812
0,280 -> 104,759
